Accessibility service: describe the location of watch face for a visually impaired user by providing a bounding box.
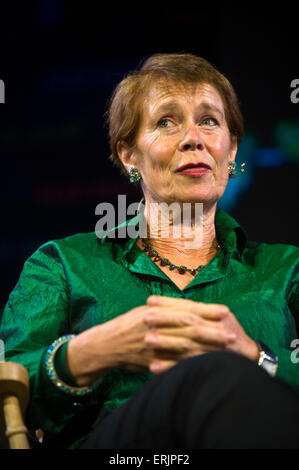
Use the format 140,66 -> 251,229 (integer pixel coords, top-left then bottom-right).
262,359 -> 278,377
259,349 -> 278,377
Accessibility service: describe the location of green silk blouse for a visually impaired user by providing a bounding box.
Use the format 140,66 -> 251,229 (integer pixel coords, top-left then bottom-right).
1,209 -> 299,448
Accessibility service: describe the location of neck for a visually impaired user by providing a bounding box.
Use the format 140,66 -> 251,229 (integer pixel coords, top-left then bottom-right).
141,197 -> 218,259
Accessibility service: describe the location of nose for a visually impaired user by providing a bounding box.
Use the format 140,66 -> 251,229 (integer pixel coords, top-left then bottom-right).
178,124 -> 204,152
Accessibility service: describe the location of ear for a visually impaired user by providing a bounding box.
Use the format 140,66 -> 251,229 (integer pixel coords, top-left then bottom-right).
228,136 -> 238,162
117,141 -> 137,175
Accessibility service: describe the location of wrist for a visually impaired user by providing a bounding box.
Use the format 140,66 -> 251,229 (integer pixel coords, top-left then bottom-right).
66,329 -> 114,387
247,338 -> 260,362
54,341 -> 78,387
45,335 -> 95,395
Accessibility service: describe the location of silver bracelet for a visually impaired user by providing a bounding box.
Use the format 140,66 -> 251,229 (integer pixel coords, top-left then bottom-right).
45,334 -> 94,396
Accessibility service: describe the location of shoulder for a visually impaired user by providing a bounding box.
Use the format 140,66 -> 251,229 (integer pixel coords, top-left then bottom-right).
32,215 -> 140,264
27,231 -> 124,268
40,231 -> 100,253
246,240 -> 299,256
244,240 -> 299,270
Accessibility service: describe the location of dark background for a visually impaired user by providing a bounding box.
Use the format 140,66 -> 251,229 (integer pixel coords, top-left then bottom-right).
0,1 -> 298,310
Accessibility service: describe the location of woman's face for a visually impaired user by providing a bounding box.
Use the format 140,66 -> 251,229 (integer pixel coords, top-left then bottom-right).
120,81 -> 238,207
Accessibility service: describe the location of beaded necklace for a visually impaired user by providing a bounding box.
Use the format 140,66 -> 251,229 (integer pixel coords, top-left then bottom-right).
141,238 -> 221,276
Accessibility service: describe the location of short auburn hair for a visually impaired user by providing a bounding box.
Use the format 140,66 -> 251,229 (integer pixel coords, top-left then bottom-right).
107,53 -> 244,174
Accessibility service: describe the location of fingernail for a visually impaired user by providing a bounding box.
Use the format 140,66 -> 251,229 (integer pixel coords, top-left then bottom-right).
226,333 -> 237,342
220,307 -> 229,314
147,296 -> 159,305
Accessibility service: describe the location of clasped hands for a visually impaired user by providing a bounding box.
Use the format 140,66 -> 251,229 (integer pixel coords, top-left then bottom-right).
142,295 -> 258,373
67,295 -> 259,387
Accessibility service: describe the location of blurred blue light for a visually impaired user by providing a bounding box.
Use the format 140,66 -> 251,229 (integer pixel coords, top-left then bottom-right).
253,148 -> 287,167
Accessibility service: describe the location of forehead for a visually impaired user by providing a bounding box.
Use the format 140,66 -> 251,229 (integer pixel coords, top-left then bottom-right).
143,80 -> 225,116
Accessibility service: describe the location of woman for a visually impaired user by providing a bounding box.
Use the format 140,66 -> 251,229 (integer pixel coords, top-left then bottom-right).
1,53 -> 299,449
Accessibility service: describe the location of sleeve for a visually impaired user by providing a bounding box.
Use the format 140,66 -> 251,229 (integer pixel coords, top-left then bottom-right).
273,262 -> 299,392
0,243 -> 103,448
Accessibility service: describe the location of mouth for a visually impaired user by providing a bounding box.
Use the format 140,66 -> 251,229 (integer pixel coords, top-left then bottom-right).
175,162 -> 211,176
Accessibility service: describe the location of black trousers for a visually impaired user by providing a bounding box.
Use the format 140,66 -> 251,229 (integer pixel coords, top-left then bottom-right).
80,351 -> 299,449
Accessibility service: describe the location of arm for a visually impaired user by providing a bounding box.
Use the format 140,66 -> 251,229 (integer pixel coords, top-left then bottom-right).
0,243 -> 103,446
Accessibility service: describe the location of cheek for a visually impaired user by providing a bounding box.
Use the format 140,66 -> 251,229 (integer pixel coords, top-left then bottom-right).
209,133 -> 232,163
139,133 -> 175,167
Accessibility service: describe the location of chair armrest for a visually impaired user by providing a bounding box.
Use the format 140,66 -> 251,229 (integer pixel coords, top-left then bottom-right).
0,362 -> 30,449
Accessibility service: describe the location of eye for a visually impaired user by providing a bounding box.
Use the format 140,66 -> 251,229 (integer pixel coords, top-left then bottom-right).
201,117 -> 218,126
157,118 -> 174,128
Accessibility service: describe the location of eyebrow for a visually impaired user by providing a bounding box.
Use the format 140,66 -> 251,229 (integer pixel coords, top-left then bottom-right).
197,102 -> 224,118
152,101 -> 224,119
153,102 -> 180,114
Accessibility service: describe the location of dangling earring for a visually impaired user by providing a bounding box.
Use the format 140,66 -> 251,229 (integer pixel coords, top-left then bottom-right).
228,161 -> 245,177
129,167 -> 142,183
228,161 -> 236,176
137,197 -> 145,215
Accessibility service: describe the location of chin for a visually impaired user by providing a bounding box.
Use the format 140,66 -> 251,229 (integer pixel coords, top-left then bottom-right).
178,191 -> 217,204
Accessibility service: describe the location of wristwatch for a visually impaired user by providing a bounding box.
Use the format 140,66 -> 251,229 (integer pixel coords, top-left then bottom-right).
255,341 -> 278,377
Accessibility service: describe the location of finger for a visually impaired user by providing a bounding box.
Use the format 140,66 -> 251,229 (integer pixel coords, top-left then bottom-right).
149,345 -> 226,373
144,307 -> 200,327
144,307 -> 228,328
153,324 -> 236,342
193,324 -> 236,345
145,327 -> 236,351
145,332 -> 195,352
147,296 -> 230,320
149,359 -> 177,374
149,338 -> 241,373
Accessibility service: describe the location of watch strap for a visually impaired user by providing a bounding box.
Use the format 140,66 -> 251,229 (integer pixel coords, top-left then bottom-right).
255,341 -> 278,377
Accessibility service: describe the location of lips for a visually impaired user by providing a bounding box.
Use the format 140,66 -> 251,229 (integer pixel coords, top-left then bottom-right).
175,162 -> 211,173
